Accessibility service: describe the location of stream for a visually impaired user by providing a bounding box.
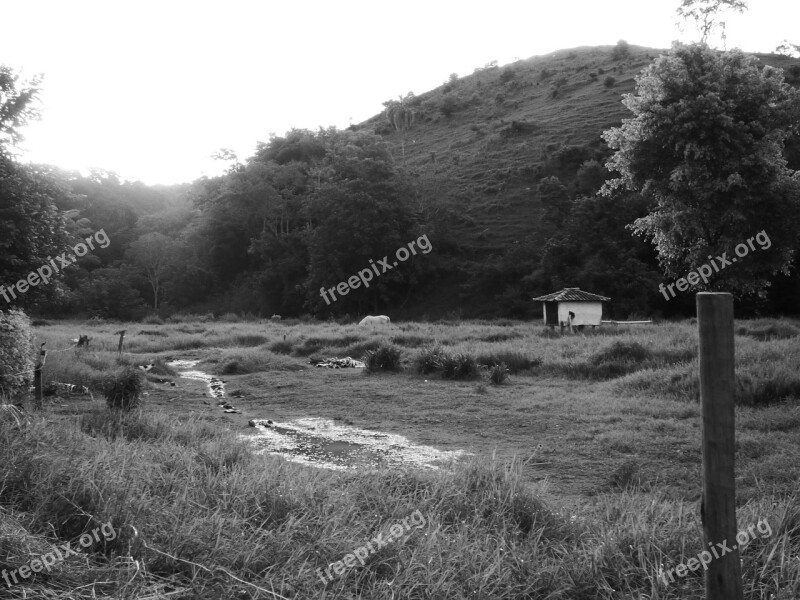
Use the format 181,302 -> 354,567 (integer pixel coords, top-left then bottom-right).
168,359 -> 468,471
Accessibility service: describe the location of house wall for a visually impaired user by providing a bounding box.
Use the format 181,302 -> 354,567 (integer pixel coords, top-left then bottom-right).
557,301 -> 603,326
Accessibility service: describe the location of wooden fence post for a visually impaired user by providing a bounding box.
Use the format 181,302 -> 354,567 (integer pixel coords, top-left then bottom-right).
696,292 -> 743,600
115,330 -> 126,356
33,342 -> 47,411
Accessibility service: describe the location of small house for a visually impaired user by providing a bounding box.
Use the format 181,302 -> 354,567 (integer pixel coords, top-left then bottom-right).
531,287 -> 610,328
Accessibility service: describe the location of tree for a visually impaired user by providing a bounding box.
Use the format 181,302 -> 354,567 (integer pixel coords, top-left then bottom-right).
127,233 -> 174,309
383,93 -> 416,163
0,65 -> 42,150
602,43 -> 800,296
676,0 -> 747,47
304,130 -> 421,314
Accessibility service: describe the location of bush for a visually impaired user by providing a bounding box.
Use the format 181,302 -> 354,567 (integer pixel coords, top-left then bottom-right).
142,314 -> 164,325
488,363 -> 510,385
343,338 -> 383,359
589,72 -> 598,81
499,68 -> 517,83
0,309 -> 33,396
439,95 -> 461,117
413,345 -> 447,374
611,39 -> 630,60
604,76 -> 617,88
364,344 -> 403,373
440,352 -> 481,380
103,367 -> 146,411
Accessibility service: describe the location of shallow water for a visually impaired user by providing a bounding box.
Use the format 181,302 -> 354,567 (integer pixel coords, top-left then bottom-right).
167,360 -> 225,399
167,361 -> 467,470
245,417 -> 469,471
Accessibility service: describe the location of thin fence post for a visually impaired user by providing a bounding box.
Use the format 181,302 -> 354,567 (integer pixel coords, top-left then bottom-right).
696,292 -> 743,600
33,342 -> 47,411
115,330 -> 126,356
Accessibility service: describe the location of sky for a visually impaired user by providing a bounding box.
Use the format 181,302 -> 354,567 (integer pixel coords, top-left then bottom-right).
1,0 -> 798,185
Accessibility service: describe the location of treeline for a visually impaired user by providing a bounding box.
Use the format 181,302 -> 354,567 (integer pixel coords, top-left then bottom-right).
2,128 -> 459,320
4,124 -> 800,321
4,50 -> 800,321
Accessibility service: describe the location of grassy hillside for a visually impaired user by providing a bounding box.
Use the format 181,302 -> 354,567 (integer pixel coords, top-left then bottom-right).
356,43 -> 800,257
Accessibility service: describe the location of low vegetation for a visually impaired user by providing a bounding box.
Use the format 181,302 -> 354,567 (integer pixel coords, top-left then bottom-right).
0,317 -> 797,598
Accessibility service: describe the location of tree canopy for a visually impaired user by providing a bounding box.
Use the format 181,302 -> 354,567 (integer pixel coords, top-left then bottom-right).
602,43 -> 800,295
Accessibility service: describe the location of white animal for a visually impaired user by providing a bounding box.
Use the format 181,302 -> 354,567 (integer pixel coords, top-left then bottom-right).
138,363 -> 155,372
271,314 -> 282,321
358,315 -> 391,326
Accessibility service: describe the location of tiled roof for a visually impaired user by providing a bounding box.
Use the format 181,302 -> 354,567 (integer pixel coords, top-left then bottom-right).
531,288 -> 611,302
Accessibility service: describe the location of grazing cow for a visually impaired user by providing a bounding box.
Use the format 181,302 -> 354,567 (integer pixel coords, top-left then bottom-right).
358,315 -> 391,326
271,314 -> 282,321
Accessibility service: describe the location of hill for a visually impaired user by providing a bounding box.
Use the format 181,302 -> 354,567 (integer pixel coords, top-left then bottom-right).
350,44 -> 800,318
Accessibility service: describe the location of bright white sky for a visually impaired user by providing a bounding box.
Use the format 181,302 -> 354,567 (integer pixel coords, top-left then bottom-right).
1,0 -> 798,185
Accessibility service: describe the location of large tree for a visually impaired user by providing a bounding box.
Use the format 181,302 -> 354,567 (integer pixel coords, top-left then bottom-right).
602,43 -> 800,296
0,67 -> 74,308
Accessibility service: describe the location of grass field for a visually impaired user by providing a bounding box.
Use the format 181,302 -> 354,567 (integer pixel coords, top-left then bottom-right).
1,316 -> 799,599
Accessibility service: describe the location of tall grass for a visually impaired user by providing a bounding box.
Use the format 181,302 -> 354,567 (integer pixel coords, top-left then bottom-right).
0,406 -> 796,599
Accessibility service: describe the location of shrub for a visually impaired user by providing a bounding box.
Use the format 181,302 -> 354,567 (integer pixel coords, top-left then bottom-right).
343,338 -> 383,359
488,363 -> 510,385
364,344 -> 403,373
439,95 -> 461,117
604,75 -> 616,88
589,72 -> 598,81
413,345 -> 447,374
440,352 -> 481,380
499,68 -> 517,83
0,309 -> 33,396
611,39 -> 630,60
598,67 -> 606,75
102,367 -> 146,411
142,314 -> 164,325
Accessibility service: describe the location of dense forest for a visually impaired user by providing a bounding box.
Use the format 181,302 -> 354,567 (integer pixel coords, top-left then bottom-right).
2,42 -> 800,322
